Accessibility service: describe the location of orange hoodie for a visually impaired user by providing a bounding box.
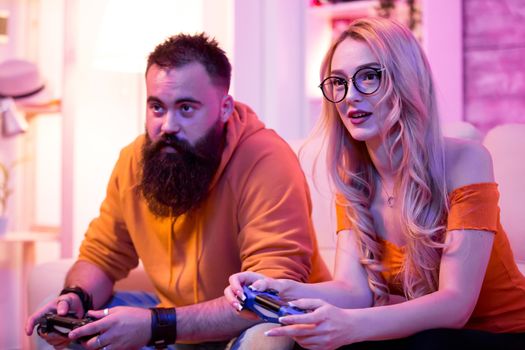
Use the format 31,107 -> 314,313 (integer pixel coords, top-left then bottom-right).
79,101 -> 330,307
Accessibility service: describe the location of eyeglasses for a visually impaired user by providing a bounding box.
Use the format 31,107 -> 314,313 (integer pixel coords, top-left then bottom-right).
319,67 -> 385,103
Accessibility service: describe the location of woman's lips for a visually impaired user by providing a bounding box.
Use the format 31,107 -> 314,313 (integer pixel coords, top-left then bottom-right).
347,110 -> 372,125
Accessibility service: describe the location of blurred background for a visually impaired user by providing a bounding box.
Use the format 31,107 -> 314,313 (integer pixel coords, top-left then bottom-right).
0,0 -> 523,348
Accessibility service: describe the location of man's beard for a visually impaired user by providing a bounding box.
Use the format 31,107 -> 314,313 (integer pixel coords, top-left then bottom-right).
140,121 -> 225,218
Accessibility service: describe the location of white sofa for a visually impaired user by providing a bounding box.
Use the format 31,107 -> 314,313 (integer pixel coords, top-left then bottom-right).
289,136 -> 337,274
483,123 -> 525,275
27,122 -> 525,349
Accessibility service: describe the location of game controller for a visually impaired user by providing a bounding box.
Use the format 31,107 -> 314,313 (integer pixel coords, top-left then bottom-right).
37,312 -> 96,342
239,285 -> 306,323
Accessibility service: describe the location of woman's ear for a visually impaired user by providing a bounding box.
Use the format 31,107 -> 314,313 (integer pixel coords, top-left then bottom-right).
220,95 -> 234,123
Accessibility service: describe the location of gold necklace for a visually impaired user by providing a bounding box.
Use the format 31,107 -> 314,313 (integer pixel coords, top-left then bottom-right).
378,177 -> 395,208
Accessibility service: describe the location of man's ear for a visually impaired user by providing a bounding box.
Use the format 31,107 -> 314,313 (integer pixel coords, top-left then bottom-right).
220,95 -> 234,123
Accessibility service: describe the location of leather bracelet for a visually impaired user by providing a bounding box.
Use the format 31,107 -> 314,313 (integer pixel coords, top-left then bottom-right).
59,286 -> 93,316
148,307 -> 177,348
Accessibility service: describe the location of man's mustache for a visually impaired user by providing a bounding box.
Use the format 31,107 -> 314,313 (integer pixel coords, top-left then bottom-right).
150,134 -> 194,155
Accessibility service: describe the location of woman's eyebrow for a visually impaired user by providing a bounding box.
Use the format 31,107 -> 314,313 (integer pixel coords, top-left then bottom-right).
330,62 -> 381,76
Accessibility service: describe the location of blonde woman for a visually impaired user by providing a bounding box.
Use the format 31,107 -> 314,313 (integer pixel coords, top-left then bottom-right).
224,17 -> 525,349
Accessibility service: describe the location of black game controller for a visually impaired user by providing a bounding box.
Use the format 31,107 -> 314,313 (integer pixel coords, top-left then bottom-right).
239,285 -> 306,323
37,312 -> 97,342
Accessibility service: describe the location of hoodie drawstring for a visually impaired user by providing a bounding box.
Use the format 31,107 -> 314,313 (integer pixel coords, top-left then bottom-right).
193,227 -> 201,304
168,215 -> 201,304
168,217 -> 176,289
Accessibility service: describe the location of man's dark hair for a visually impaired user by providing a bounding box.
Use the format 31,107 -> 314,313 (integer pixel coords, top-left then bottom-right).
147,33 -> 232,91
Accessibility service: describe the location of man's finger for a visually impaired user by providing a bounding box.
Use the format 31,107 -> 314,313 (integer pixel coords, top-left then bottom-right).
56,297 -> 72,315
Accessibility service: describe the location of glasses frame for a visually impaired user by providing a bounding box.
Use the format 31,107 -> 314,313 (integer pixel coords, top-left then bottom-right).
318,67 -> 385,103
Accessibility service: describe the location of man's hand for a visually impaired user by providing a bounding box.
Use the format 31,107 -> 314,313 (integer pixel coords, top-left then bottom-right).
69,306 -> 152,350
25,292 -> 85,348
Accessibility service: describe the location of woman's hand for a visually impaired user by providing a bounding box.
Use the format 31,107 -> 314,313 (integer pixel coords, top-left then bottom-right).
224,271 -> 291,318
265,298 -> 360,350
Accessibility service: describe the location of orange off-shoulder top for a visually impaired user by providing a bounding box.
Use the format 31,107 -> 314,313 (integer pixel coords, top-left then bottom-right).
336,183 -> 525,333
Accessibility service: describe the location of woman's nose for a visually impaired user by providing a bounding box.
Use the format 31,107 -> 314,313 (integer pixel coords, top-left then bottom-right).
345,82 -> 363,104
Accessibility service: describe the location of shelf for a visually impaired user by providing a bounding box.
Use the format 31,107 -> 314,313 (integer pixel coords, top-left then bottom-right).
0,231 -> 59,242
308,0 -> 378,19
21,99 -> 62,118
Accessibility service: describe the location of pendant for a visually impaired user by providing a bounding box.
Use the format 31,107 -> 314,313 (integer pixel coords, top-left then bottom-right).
387,196 -> 395,207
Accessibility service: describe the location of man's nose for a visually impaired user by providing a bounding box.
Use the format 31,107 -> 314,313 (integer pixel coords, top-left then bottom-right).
161,111 -> 181,134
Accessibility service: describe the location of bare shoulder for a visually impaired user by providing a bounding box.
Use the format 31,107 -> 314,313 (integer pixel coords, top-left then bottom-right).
444,137 -> 495,193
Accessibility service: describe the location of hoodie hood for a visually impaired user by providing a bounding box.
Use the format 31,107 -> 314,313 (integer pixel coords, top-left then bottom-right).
207,101 -> 265,191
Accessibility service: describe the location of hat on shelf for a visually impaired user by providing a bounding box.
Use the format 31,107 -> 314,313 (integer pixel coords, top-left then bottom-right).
0,59 -> 54,137
0,58 -> 53,105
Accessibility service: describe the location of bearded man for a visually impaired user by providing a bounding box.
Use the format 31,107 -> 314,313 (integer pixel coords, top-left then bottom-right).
26,33 -> 329,350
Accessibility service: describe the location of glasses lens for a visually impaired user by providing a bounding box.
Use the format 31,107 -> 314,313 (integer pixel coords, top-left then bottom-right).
320,77 -> 347,103
354,68 -> 382,94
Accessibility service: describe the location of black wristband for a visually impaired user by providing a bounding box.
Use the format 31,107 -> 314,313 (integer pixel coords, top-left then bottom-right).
59,286 -> 93,315
148,307 -> 177,348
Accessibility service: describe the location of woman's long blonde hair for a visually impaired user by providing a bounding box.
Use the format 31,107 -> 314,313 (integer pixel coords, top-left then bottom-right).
319,17 -> 448,302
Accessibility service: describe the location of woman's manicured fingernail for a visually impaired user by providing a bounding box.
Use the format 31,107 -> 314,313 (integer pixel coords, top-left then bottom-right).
279,316 -> 291,324
236,290 -> 246,301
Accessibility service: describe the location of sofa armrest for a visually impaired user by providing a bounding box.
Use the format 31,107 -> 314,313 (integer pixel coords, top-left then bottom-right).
27,259 -> 154,349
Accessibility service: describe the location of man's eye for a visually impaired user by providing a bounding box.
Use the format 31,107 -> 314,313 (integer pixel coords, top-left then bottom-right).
180,104 -> 195,115
151,104 -> 164,114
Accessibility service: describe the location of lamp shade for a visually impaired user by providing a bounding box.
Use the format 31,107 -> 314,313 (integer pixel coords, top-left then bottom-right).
93,0 -> 204,73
